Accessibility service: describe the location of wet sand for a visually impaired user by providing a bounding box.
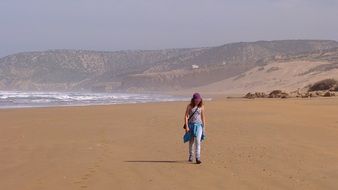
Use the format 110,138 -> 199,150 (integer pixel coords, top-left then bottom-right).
1,97 -> 338,190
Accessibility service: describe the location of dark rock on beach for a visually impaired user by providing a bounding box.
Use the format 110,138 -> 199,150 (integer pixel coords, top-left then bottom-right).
244,90 -> 289,99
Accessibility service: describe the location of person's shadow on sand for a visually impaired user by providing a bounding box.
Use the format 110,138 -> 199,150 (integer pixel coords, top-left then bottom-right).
124,160 -> 187,164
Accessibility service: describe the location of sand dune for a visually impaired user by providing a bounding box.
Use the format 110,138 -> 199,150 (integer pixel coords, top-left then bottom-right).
1,98 -> 338,189
192,60 -> 338,94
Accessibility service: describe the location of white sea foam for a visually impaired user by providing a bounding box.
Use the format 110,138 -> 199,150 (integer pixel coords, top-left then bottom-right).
0,91 -> 190,109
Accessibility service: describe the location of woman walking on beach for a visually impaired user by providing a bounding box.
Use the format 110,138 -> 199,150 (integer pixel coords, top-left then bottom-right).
184,93 -> 206,164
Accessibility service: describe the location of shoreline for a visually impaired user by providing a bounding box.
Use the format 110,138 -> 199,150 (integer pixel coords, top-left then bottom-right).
0,100 -> 188,110
1,95 -> 338,110
0,91 -> 193,110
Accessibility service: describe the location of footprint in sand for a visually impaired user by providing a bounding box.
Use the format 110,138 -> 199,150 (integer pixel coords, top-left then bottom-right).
73,128 -> 111,189
72,157 -> 103,187
89,169 -> 96,173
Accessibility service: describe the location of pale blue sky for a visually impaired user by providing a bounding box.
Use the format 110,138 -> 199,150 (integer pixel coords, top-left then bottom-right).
1,0 -> 338,57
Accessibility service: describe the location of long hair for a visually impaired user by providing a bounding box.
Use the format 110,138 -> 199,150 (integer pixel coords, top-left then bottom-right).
190,98 -> 203,108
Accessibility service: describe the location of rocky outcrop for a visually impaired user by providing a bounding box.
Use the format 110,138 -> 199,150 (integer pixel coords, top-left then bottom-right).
268,90 -> 289,98
244,92 -> 268,99
323,91 -> 336,97
244,88 -> 337,99
308,79 -> 338,92
244,90 -> 289,99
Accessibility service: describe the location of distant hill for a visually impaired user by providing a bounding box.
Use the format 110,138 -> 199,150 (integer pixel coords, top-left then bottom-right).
193,46 -> 338,94
1,40 -> 338,93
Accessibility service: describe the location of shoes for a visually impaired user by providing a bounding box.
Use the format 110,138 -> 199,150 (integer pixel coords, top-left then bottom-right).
188,155 -> 193,162
188,156 -> 202,164
196,158 -> 202,164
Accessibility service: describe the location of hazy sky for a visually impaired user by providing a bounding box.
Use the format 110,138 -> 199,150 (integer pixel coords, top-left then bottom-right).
1,0 -> 338,57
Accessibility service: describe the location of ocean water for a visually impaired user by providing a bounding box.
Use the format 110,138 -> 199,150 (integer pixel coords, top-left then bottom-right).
0,91 -> 190,109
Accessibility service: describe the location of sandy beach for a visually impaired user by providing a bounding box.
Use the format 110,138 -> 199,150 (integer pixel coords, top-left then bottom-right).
1,97 -> 338,190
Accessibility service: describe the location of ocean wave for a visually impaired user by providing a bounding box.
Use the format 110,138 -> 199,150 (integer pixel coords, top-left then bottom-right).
0,91 -> 189,109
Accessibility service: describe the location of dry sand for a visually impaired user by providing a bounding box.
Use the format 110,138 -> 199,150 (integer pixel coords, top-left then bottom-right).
1,97 -> 338,190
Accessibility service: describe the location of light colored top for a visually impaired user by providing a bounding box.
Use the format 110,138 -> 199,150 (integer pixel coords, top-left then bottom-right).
189,106 -> 202,124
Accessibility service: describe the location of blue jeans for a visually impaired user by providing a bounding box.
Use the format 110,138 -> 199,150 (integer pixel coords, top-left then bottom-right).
188,123 -> 203,159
